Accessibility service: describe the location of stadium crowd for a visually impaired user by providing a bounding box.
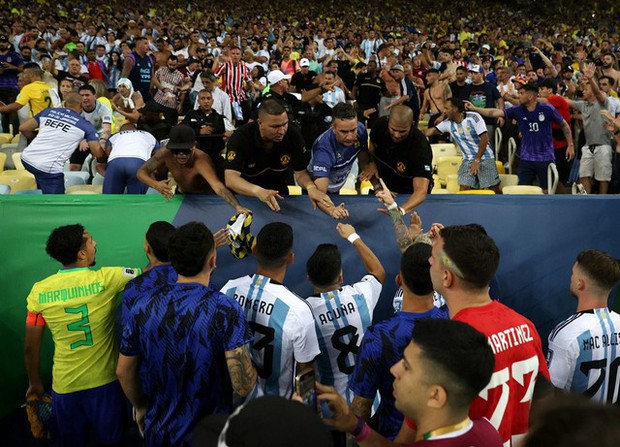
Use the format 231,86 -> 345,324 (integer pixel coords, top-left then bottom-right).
11,0 -> 620,446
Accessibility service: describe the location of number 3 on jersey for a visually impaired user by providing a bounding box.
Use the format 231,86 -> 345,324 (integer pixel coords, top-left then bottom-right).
249,321 -> 275,378
65,304 -> 93,349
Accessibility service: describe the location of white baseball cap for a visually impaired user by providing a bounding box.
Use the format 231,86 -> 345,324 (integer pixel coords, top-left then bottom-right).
299,58 -> 310,67
267,70 -> 292,85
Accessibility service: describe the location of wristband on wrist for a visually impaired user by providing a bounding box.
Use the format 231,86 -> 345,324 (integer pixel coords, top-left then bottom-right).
399,206 -> 406,216
347,233 -> 361,244
306,184 -> 317,190
386,202 -> 398,210
350,416 -> 365,437
355,422 -> 372,443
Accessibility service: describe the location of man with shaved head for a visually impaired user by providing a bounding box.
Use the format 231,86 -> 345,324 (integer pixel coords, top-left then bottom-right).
360,105 -> 432,215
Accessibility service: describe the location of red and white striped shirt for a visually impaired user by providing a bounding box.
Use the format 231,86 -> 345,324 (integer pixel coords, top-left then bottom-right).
215,61 -> 251,102
153,67 -> 185,109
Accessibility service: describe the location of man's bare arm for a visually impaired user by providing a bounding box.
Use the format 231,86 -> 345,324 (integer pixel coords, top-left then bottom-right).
351,395 -> 373,421
225,344 -> 257,397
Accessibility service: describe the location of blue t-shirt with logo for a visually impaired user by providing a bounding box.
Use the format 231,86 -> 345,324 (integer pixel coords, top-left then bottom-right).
309,121 -> 368,193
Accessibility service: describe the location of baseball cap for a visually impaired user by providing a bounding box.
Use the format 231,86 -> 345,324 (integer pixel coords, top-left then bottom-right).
513,74 -> 528,86
167,125 -> 196,150
267,70 -> 291,85
391,64 -> 404,71
192,396 -> 334,447
0,35 -> 8,42
139,100 -> 162,113
481,44 -> 491,51
299,58 -> 310,67
468,64 -> 484,74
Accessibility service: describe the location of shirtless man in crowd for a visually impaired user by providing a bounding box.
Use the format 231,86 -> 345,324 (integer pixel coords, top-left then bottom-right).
137,124 -> 250,214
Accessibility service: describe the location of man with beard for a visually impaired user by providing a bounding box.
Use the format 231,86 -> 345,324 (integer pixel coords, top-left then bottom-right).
24,224 -> 141,446
599,53 -> 620,88
137,124 -> 250,215
152,55 -> 190,125
122,36 -> 154,101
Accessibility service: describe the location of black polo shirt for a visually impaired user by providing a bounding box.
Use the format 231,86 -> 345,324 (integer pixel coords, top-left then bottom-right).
253,89 -> 302,125
182,108 -> 225,157
225,122 -> 308,195
370,116 -> 433,193
355,73 -> 384,108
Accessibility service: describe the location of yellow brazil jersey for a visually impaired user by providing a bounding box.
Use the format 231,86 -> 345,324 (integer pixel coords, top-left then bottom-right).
15,80 -> 54,117
26,266 -> 140,394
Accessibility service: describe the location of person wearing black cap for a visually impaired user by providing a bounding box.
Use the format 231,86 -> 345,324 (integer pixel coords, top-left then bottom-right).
137,100 -> 171,142
137,124 -> 251,214
0,34 -> 24,135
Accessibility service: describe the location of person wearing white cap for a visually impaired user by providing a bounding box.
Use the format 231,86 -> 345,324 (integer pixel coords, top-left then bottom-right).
459,64 -> 504,150
290,58 -> 317,92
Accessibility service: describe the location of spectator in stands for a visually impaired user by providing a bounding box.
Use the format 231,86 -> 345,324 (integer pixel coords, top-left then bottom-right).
20,92 -> 104,193
426,98 -> 500,193
0,33 -> 24,135
466,83 -> 573,193
214,46 -> 252,124
137,124 -> 250,213
567,64 -> 612,194
182,90 -> 226,178
112,77 -> 144,123
122,36 -> 154,101
538,78 -> 575,192
152,55 -> 189,125
102,123 -> 160,194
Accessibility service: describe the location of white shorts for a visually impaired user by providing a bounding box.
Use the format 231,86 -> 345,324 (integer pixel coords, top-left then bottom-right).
579,144 -> 612,181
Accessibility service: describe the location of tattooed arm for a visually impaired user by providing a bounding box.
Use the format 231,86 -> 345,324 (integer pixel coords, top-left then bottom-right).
137,150 -> 172,198
196,155 -> 251,214
375,178 -> 415,252
351,395 -> 373,421
225,343 -> 257,397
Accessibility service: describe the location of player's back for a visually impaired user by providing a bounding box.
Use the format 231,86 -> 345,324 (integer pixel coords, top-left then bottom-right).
306,275 -> 382,402
453,300 -> 549,447
548,307 -> 620,404
122,282 -> 248,447
222,274 -> 320,397
26,266 -> 140,393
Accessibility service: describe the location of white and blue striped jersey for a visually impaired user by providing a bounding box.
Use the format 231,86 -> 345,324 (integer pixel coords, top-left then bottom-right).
547,308 -> 620,404
306,275 -> 382,403
435,111 -> 494,161
221,274 -> 320,398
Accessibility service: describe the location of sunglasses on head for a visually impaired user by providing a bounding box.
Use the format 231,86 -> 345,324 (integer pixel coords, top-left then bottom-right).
170,148 -> 192,155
